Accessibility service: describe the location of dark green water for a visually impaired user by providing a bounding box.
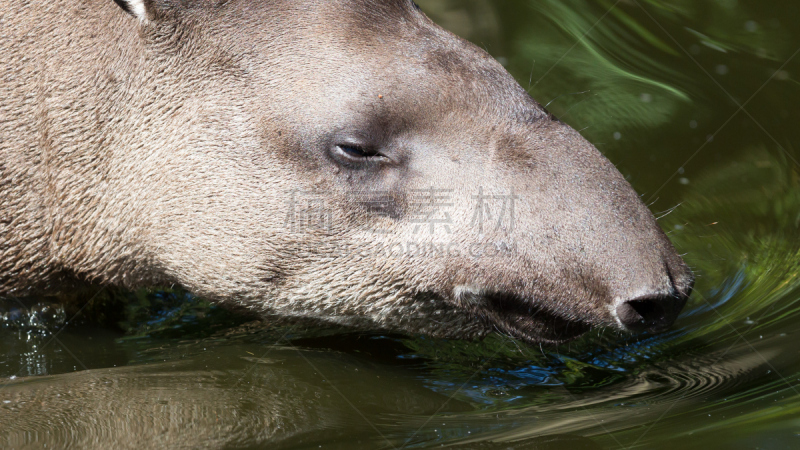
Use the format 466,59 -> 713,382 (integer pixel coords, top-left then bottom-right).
2,0 -> 800,448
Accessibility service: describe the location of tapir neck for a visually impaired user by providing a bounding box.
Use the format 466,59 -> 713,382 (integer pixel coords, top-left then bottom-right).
0,0 -> 155,295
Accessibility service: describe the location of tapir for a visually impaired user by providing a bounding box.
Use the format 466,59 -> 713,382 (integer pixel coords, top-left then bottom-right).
0,0 -> 694,344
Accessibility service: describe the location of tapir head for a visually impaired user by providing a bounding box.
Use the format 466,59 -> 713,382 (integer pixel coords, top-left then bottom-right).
107,0 -> 694,343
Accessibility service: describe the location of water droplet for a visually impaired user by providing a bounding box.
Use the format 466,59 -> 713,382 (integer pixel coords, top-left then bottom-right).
716,65 -> 729,75
613,132 -> 622,140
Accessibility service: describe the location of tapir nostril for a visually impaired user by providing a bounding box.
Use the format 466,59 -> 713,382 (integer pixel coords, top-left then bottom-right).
616,294 -> 687,333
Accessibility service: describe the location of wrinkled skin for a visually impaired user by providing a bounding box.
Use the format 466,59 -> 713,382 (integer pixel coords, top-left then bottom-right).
0,0 -> 693,344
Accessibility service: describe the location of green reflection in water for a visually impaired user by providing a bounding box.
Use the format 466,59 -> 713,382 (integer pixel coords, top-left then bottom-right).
2,0 -> 800,449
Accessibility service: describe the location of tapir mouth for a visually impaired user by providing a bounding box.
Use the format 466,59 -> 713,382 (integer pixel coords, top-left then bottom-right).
478,293 -> 592,345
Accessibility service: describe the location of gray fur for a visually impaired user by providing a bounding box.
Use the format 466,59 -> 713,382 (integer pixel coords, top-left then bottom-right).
0,0 -> 693,343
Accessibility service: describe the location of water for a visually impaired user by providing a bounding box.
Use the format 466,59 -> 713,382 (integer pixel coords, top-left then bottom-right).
2,0 -> 800,448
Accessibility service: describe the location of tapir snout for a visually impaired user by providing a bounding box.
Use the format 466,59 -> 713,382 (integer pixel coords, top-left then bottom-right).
431,117 -> 694,343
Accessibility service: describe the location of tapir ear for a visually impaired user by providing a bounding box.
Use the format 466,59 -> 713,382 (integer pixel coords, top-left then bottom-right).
112,0 -> 153,22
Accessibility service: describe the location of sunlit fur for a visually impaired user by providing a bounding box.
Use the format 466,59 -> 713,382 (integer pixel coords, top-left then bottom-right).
0,0 -> 693,344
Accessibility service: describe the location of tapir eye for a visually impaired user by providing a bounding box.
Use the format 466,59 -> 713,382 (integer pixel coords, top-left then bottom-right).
330,142 -> 388,168
337,144 -> 373,159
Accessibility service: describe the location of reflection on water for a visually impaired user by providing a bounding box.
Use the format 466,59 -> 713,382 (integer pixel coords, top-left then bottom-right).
3,0 -> 800,448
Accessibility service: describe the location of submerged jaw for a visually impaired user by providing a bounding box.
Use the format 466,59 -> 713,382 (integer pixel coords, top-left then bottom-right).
482,293 -> 592,344
452,286 -> 592,344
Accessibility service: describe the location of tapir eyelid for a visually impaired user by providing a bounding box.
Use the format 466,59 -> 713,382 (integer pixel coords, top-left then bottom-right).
338,144 -> 376,158
331,143 -> 390,167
